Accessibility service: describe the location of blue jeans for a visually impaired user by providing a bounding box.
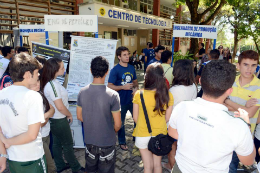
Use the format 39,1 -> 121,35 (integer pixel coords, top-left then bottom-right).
229,151 -> 239,173
118,103 -> 133,145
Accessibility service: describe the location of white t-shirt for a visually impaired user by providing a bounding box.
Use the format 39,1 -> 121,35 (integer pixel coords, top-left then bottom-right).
0,57 -> 10,78
44,79 -> 69,119
169,84 -> 197,108
169,98 -> 254,173
0,85 -> 45,162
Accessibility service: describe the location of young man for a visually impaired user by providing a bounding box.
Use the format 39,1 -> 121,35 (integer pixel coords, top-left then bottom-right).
196,49 -> 220,97
144,42 -> 155,72
0,46 -> 14,77
224,50 -> 260,173
0,53 -> 46,173
195,43 -> 205,65
161,50 -> 173,86
108,46 -> 138,150
169,60 -> 256,173
147,45 -> 165,65
77,56 -> 121,173
17,47 -> 29,54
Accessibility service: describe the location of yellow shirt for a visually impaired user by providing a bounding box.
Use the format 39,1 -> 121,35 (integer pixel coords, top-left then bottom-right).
230,75 -> 260,133
132,90 -> 174,137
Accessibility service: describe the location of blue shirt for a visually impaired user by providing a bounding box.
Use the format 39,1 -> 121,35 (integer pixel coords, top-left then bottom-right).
145,49 -> 155,65
108,64 -> 137,105
148,58 -> 162,65
198,60 -> 211,76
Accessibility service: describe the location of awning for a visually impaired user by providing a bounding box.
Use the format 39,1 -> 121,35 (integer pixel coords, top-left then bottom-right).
79,2 -> 173,30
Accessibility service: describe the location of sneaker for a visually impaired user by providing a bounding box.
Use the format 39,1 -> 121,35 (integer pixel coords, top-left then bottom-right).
57,163 -> 70,173
72,167 -> 85,173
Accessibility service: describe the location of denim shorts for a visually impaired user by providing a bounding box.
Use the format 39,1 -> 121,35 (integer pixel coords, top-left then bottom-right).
85,144 -> 116,173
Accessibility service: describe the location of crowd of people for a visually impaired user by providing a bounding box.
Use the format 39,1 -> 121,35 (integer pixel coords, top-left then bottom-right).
0,43 -> 259,173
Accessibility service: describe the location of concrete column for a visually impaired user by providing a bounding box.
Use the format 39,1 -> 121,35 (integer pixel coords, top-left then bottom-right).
137,0 -> 140,12
152,0 -> 160,47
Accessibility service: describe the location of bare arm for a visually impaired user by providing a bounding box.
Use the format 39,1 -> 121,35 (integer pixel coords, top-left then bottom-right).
237,146 -> 256,166
54,99 -> 73,123
112,111 -> 121,132
165,106 -> 173,123
145,56 -> 147,63
168,126 -> 178,140
77,106 -> 83,122
133,79 -> 138,89
107,83 -> 133,91
195,75 -> 200,85
0,123 -> 41,148
225,99 -> 259,118
133,103 -> 139,123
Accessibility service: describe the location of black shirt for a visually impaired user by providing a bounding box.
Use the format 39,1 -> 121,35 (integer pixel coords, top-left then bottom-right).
199,48 -> 205,59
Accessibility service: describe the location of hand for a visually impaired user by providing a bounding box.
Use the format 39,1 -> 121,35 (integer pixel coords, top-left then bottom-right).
67,115 -> 73,124
123,83 -> 133,90
234,108 -> 250,124
245,98 -> 258,108
195,53 -> 199,57
0,157 -> 6,173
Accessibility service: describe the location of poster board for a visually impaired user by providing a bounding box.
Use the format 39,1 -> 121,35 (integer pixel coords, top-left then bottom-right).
31,42 -> 70,84
44,15 -> 98,32
172,24 -> 218,39
67,36 -> 117,101
19,25 -> 45,36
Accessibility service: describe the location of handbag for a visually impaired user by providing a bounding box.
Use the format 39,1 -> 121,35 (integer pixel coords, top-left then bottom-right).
140,91 -> 173,156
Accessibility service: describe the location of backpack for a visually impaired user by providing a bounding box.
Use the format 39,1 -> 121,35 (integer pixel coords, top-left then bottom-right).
0,75 -> 10,90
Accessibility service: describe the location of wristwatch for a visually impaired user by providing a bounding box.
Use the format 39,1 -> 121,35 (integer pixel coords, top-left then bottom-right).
0,154 -> 8,159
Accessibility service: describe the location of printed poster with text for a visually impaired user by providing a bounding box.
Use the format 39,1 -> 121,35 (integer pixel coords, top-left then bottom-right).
67,36 -> 117,101
31,42 -> 70,84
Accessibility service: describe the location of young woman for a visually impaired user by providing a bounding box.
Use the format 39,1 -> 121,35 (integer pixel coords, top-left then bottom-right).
29,77 -> 56,173
132,62 -> 174,173
223,48 -> 232,63
41,58 -> 84,173
163,59 -> 197,171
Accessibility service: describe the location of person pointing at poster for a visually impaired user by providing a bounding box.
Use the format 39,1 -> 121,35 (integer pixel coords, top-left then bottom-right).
108,46 -> 138,151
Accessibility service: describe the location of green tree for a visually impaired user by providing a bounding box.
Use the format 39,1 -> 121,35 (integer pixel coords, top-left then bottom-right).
175,0 -> 226,56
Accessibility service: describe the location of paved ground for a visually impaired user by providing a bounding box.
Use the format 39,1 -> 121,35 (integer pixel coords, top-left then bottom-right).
2,68 -> 255,173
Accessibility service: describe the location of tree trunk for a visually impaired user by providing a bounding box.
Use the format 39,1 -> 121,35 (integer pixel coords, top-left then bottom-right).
232,29 -> 238,62
254,39 -> 260,55
190,38 -> 199,59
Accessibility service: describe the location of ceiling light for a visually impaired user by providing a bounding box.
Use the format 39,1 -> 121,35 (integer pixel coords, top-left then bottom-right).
170,15 -> 174,19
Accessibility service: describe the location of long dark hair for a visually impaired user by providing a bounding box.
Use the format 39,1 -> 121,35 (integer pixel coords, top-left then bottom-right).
144,62 -> 169,115
38,72 -> 50,113
39,91 -> 50,113
172,59 -> 195,86
40,58 -> 62,91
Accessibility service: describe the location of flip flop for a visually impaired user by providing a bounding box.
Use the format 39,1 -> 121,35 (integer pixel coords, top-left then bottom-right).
119,144 -> 128,151
162,162 -> 172,172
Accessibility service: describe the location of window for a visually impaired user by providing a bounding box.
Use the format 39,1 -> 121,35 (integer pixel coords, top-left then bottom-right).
140,0 -> 153,14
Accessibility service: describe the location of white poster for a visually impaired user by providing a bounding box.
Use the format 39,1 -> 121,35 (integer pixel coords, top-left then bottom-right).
69,102 -> 85,148
124,37 -> 129,46
173,24 -> 218,39
44,15 -> 98,32
131,37 -> 135,47
140,37 -> 146,46
67,36 -> 117,101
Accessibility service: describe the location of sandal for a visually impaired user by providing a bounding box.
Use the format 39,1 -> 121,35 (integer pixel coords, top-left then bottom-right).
119,144 -> 128,151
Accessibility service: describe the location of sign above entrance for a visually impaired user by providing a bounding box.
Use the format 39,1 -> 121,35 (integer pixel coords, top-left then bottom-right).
173,24 -> 217,39
44,15 -> 98,32
79,2 -> 172,30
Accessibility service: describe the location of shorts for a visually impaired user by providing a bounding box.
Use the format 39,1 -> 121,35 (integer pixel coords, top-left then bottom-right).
8,155 -> 47,173
135,136 -> 154,149
85,144 -> 116,173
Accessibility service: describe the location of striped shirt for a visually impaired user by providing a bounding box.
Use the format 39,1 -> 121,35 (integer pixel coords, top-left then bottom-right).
229,75 -> 260,133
